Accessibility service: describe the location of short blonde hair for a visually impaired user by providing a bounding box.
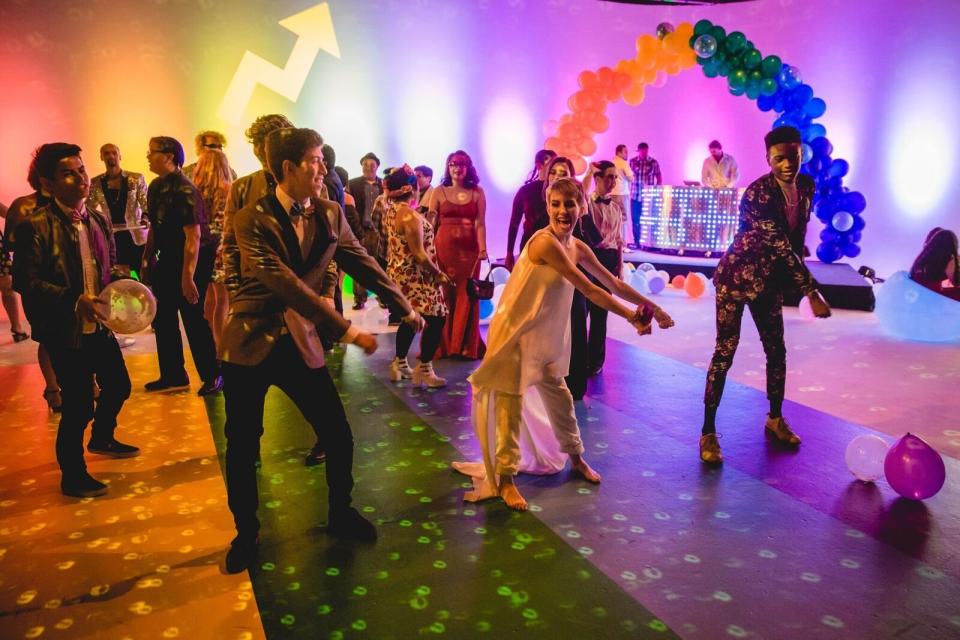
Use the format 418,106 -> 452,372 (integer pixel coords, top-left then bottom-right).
194,130 -> 227,156
545,177 -> 586,208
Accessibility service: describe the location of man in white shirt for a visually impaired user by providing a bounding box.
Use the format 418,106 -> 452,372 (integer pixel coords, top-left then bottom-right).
701,140 -> 739,188
612,144 -> 634,249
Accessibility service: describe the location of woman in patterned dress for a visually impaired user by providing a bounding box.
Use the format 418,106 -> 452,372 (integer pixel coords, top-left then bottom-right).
383,166 -> 450,387
192,149 -> 233,359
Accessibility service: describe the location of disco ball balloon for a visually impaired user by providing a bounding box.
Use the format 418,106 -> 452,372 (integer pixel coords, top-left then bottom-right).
656,22 -> 675,39
693,34 -> 718,59
99,279 -> 157,335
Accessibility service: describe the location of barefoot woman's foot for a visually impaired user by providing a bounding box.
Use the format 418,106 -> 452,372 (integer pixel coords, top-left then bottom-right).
571,456 -> 601,483
499,479 -> 528,511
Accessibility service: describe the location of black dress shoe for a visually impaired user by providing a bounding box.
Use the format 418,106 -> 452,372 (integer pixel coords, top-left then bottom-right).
586,365 -> 603,377
61,474 -> 108,498
198,375 -> 224,396
88,438 -> 140,458
224,535 -> 259,574
328,507 -> 377,542
144,377 -> 190,392
304,447 -> 327,467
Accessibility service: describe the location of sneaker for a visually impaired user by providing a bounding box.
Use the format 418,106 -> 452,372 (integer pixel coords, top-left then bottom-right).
699,433 -> 723,464
144,377 -> 190,392
61,474 -> 108,498
224,535 -> 259,574
764,415 -> 801,445
411,361 -> 446,388
328,507 -> 377,542
198,375 -> 224,396
389,357 -> 413,382
88,438 -> 140,458
304,447 -> 326,467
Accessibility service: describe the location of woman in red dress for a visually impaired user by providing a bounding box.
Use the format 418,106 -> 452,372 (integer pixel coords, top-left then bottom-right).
429,150 -> 487,359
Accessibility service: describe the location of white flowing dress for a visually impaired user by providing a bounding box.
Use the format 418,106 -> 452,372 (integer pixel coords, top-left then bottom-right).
453,229 -> 576,501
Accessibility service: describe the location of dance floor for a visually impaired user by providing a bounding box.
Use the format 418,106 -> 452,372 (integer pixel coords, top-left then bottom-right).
0,290 -> 958,639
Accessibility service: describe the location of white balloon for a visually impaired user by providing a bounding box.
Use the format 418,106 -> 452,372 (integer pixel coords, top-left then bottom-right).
99,280 -> 157,335
844,435 -> 890,482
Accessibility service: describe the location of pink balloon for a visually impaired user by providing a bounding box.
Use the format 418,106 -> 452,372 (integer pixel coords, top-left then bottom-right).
883,433 -> 946,500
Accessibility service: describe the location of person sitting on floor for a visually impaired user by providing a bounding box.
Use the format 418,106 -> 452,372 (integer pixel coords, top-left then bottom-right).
910,228 -> 960,301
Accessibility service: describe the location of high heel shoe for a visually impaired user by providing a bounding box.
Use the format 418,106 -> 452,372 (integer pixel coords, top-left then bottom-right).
411,361 -> 446,388
11,331 -> 29,343
43,388 -> 62,413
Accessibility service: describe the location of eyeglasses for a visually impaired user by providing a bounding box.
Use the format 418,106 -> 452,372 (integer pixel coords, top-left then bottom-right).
448,162 -> 467,168
204,143 -> 223,149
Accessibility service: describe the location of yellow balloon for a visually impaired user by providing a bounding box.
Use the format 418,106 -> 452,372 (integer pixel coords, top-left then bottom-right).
623,83 -> 646,106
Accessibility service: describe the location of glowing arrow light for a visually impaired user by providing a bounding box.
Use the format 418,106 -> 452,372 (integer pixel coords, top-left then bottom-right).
218,2 -> 340,125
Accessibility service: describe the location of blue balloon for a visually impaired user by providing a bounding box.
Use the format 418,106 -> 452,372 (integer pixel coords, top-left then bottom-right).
791,84 -> 814,108
843,242 -> 861,258
851,215 -> 866,232
820,229 -> 839,243
803,123 -> 827,141
832,211 -> 855,232
816,241 -> 843,263
843,191 -> 867,214
804,97 -> 827,118
828,159 -> 849,178
811,136 -> 833,157
778,64 -> 802,90
757,93 -> 777,111
479,298 -> 494,319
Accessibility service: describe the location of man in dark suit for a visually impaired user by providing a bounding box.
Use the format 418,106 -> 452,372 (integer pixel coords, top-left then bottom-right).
345,152 -> 383,309
13,142 -> 138,498
220,128 -> 422,573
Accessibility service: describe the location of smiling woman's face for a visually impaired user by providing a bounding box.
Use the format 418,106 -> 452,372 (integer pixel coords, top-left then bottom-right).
546,183 -> 582,237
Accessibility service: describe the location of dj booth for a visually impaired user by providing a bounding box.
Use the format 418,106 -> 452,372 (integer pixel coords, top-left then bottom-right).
635,185 -> 745,257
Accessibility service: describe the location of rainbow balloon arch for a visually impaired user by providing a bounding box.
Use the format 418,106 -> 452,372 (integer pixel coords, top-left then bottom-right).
543,20 -> 867,263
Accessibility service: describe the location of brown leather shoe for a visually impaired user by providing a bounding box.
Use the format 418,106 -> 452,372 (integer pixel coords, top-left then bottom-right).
765,415 -> 801,445
699,433 -> 723,464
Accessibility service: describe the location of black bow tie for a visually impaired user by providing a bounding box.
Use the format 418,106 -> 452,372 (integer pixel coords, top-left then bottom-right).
594,196 -> 611,205
289,201 -> 313,218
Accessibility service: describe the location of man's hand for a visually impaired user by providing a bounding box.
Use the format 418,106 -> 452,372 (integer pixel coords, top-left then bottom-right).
182,277 -> 199,305
653,306 -> 675,329
403,310 -> 426,332
808,291 -> 831,318
353,331 -> 378,355
77,294 -> 108,323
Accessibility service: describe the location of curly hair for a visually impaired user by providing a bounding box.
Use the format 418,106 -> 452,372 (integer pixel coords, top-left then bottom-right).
27,146 -> 43,191
192,149 -> 233,217
245,114 -> 294,164
194,130 -> 228,155
440,150 -> 480,189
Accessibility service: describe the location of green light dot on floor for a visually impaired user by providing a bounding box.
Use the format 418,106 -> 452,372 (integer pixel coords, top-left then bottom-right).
261,563 -> 276,571
416,585 -> 431,596
417,536 -> 431,544
622,620 -> 638,632
649,619 -> 668,632
265,500 -> 281,508
592,606 -> 607,618
436,610 -> 450,620
511,542 -> 525,550
330,631 -> 344,640
405,488 -> 421,495
353,586 -> 367,596
389,421 -> 401,427
362,505 -> 375,512
287,582 -> 300,591
410,597 -> 428,610
475,621 -> 491,632
281,614 -> 295,625
496,585 -> 512,597
419,496 -> 432,503
578,547 -> 594,556
429,622 -> 445,634
388,552 -> 401,560
433,560 -> 447,569
385,466 -> 397,472
411,425 -> 425,432
474,527 -> 487,535
400,520 -> 412,527
577,569 -> 591,579
490,569 -> 502,578
422,521 -> 437,530
376,570 -> 389,579
326,568 -> 340,576
522,608 -> 538,620
510,590 -> 529,605
352,620 -> 367,631
420,449 -> 433,456
516,533 -> 532,543
316,604 -> 332,615
283,566 -> 296,575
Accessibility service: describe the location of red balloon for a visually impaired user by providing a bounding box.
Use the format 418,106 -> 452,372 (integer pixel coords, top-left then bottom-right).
576,137 -> 598,157
577,70 -> 599,90
597,66 -> 615,87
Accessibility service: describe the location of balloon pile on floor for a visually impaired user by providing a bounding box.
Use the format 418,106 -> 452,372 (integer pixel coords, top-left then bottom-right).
845,433 -> 946,500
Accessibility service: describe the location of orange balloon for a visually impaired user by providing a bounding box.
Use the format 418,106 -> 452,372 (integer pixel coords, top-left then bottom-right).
570,155 -> 587,175
576,137 -> 598,157
672,274 -> 686,289
623,83 -> 646,106
675,22 -> 694,40
636,34 -> 659,59
544,136 -> 563,152
597,66 -> 615,87
614,71 -> 632,91
684,273 -> 706,298
578,70 -> 599,90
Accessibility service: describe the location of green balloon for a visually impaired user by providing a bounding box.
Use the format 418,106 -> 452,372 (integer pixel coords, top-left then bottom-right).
725,31 -> 746,55
760,55 -> 783,79
743,49 -> 762,70
748,69 -> 763,82
703,62 -> 719,78
709,25 -> 727,44
760,77 -> 778,96
694,19 -> 713,36
717,60 -> 732,77
728,69 -> 748,91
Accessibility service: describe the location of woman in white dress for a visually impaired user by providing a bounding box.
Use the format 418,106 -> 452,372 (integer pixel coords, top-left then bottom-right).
454,178 -> 674,510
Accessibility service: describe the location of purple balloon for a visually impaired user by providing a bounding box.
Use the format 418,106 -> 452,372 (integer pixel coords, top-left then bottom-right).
884,433 -> 946,500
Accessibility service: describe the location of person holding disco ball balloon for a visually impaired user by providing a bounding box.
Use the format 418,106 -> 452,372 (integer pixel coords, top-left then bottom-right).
12,142 -> 141,499
700,127 -> 831,465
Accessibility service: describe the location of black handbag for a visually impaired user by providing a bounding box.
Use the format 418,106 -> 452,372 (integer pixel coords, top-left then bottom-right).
467,259 -> 494,300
